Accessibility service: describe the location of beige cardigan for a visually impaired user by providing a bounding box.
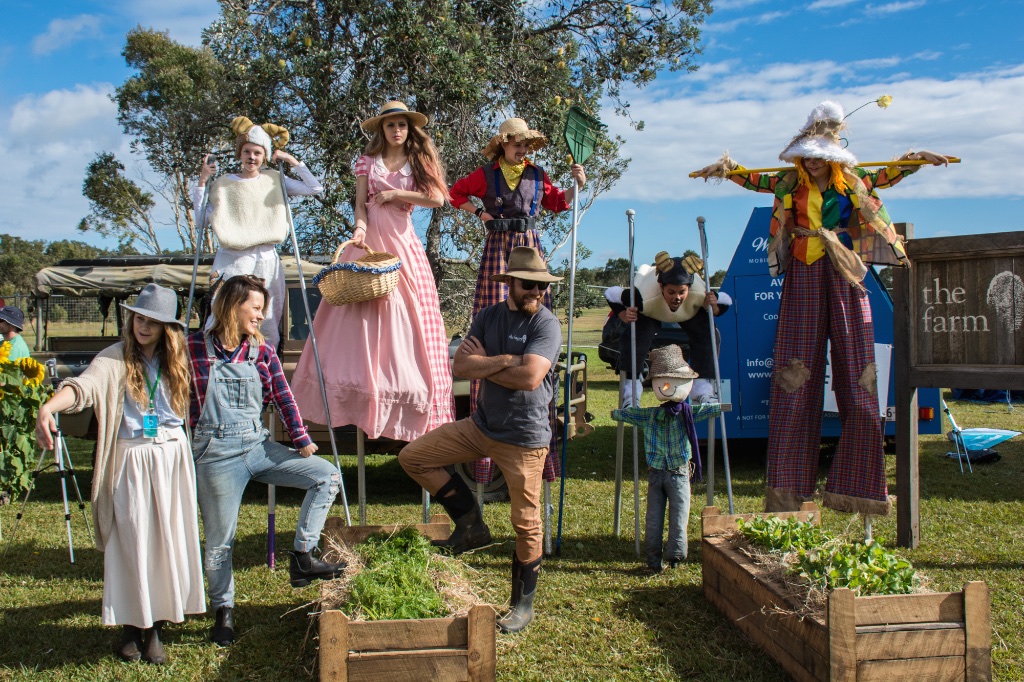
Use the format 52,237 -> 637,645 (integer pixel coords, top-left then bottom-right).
60,343 -> 129,552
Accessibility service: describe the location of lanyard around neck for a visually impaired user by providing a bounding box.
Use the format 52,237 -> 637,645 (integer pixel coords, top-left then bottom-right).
144,365 -> 162,410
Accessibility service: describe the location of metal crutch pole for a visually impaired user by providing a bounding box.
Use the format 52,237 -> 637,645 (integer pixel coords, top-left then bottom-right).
627,209 -> 641,557
185,156 -> 216,334
278,162 -> 352,525
555,175 -> 582,556
697,217 -> 734,513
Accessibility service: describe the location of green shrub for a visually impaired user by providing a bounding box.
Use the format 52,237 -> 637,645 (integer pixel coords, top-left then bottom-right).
346,528 -> 446,621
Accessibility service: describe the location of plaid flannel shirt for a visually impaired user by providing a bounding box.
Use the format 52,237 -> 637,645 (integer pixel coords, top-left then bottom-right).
187,332 -> 312,448
612,402 -> 721,471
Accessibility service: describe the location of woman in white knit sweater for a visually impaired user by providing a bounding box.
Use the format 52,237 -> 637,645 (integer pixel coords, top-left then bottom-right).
194,116 -> 323,349
35,284 -> 203,666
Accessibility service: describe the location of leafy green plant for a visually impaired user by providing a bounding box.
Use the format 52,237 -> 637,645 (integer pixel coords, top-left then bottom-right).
736,514 -> 919,596
346,528 -> 446,621
0,343 -> 50,497
735,515 -> 824,552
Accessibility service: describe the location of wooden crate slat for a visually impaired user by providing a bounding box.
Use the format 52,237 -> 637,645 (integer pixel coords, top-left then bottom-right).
466,605 -> 497,681
320,610 -> 349,681
854,591 -> 965,626
856,627 -> 966,660
828,588 -> 857,682
322,515 -> 453,545
701,503 -> 821,537
855,656 -> 967,682
347,655 -> 470,682
349,648 -> 466,660
348,617 -> 467,651
963,581 -> 992,682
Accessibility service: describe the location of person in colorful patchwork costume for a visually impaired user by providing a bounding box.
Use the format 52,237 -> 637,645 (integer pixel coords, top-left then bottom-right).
611,344 -> 720,572
194,116 -> 323,349
449,117 -> 586,489
694,100 -> 950,515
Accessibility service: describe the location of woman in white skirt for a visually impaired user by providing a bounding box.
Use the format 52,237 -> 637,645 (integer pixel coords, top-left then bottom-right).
36,283 -> 204,665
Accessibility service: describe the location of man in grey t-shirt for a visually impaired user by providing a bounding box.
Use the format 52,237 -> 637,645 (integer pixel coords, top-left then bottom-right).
400,247 -> 562,634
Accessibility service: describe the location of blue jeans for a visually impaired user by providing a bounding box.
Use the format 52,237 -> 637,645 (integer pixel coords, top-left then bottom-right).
645,466 -> 691,568
193,425 -> 339,609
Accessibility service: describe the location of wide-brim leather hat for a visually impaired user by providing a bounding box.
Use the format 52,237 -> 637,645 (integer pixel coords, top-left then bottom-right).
481,118 -> 548,159
490,246 -> 563,283
121,283 -> 184,328
0,305 -> 25,331
648,344 -> 699,380
361,101 -> 429,132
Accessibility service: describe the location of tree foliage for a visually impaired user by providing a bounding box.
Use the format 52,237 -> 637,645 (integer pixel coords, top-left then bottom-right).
79,152 -> 161,253
0,234 -> 121,295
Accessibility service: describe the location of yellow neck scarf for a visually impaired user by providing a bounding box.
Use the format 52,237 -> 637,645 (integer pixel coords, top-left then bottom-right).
499,156 -> 529,191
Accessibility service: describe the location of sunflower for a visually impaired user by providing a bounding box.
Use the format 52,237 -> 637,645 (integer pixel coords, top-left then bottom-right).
0,341 -> 11,365
17,357 -> 46,388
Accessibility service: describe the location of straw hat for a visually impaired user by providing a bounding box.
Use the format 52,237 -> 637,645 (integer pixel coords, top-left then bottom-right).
490,247 -> 563,283
481,118 -> 548,159
361,101 -> 428,132
778,100 -> 858,167
121,284 -> 184,328
648,344 -> 699,380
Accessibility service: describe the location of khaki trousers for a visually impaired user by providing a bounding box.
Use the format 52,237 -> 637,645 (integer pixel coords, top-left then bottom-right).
399,418 -> 547,562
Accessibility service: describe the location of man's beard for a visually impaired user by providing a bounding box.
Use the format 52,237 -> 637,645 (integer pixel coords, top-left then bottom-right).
511,288 -> 543,316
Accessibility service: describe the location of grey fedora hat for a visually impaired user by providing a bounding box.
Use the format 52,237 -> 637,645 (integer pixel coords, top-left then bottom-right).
121,283 -> 184,328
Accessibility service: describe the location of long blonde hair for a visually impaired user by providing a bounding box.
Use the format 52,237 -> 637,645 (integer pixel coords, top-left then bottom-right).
121,311 -> 190,417
210,275 -> 269,349
363,117 -> 449,201
795,158 -> 850,195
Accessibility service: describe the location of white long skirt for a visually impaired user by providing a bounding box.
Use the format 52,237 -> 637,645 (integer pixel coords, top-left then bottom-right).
101,428 -> 206,628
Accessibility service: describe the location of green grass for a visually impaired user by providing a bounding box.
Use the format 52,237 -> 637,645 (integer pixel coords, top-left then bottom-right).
343,529 -> 445,621
1,356 -> 1023,680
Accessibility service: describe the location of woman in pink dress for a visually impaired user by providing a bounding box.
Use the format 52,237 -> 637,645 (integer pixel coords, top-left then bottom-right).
292,101 -> 454,441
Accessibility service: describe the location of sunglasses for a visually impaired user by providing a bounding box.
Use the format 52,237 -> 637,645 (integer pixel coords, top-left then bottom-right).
516,279 -> 550,291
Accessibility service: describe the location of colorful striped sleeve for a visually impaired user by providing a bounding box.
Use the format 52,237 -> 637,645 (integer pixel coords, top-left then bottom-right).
729,167 -> 780,194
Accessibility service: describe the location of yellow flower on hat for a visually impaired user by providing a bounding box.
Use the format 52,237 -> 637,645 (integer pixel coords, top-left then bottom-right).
17,356 -> 46,388
877,94 -> 893,109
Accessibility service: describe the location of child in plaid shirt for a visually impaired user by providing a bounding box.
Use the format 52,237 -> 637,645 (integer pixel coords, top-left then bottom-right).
612,344 -> 720,571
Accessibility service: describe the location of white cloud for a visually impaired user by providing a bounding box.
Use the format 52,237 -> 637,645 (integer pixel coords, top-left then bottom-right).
602,60 -> 1024,203
31,15 -> 102,56
114,0 -> 219,46
0,85 -> 131,243
808,0 -> 859,9
866,1 -> 927,15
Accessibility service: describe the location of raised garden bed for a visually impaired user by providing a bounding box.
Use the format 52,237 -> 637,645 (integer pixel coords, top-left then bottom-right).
318,515 -> 497,682
701,504 -> 991,681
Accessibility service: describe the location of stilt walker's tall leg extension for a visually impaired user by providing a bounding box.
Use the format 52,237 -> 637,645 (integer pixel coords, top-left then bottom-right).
555,176 -> 582,556
613,373 -> 624,536
627,209 -> 641,557
697,217 -> 734,513
278,163 -> 351,525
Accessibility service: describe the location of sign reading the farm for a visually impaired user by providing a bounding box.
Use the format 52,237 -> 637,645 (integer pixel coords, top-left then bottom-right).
903,231 -> 1024,388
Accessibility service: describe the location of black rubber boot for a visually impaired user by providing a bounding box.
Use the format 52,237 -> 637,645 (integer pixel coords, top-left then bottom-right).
498,554 -> 541,633
210,606 -> 235,647
141,621 -> 167,665
431,476 -> 492,555
289,550 -> 347,588
116,625 -> 143,662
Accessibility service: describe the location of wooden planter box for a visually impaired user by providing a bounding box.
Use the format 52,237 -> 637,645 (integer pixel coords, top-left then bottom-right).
701,505 -> 992,681
318,514 -> 497,682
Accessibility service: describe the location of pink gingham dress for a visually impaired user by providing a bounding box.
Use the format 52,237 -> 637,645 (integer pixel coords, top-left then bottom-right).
292,155 -> 454,440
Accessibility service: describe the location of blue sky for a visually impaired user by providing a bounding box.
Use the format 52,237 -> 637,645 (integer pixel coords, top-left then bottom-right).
1,0 -> 1022,272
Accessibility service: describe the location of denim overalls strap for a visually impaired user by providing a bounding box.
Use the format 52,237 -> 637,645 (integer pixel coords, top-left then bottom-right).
194,334 -> 262,440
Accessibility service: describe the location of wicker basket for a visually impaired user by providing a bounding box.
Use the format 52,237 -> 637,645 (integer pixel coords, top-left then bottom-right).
313,240 -> 402,306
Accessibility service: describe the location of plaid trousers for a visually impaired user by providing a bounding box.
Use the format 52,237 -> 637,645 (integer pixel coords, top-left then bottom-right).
767,257 -> 888,510
469,228 -> 559,484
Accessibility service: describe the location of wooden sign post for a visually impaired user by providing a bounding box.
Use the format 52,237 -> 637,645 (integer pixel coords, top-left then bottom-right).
893,228 -> 1024,547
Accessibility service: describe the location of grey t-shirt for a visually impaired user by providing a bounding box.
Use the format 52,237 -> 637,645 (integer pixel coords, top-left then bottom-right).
469,301 -> 562,448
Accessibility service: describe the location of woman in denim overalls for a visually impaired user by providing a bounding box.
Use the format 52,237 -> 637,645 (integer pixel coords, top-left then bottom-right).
187,275 -> 345,647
